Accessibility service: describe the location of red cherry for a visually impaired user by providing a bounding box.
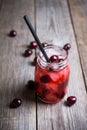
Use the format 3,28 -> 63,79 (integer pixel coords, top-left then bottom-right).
10,98 -> 22,108
24,49 -> 32,57
49,55 -> 59,62
63,43 -> 71,51
30,41 -> 38,49
67,96 -> 77,106
42,42 -> 48,47
40,75 -> 51,83
9,30 -> 17,37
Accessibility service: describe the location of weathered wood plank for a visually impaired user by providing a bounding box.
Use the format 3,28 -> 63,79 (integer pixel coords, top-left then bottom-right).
0,0 -> 2,10
35,0 -> 87,130
0,0 -> 87,130
68,0 -> 87,89
0,0 -> 36,130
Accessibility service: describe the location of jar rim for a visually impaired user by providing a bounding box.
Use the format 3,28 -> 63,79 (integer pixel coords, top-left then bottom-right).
37,45 -> 68,71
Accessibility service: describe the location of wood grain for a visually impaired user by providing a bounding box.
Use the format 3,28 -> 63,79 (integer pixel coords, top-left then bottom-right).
68,0 -> 87,89
0,0 -> 87,130
35,0 -> 87,130
0,0 -> 36,130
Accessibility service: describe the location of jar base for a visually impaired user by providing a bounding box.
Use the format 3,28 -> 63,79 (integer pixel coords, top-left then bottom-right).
37,94 -> 64,104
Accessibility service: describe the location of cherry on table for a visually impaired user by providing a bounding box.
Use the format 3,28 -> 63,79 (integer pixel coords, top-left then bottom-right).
31,57 -> 37,66
9,30 -> 17,37
63,43 -> 71,51
30,41 -> 38,49
23,49 -> 32,57
10,98 -> 22,108
66,96 -> 77,106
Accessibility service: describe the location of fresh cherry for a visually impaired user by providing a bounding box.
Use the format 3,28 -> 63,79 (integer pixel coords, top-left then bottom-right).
63,43 -> 71,51
9,30 -> 17,37
24,49 -> 32,57
30,41 -> 38,49
40,75 -> 51,83
10,98 -> 22,108
49,55 -> 59,62
42,42 -> 48,47
67,96 -> 77,106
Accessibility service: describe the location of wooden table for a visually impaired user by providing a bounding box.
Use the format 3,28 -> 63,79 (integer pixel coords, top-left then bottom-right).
0,0 -> 87,130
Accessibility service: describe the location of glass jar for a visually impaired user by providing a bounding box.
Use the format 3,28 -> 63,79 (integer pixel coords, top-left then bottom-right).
35,45 -> 70,103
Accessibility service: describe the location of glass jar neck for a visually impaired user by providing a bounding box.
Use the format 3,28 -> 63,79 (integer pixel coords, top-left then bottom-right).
37,45 -> 68,71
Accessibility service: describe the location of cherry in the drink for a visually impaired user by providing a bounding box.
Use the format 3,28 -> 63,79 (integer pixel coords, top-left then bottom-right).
35,45 -> 70,103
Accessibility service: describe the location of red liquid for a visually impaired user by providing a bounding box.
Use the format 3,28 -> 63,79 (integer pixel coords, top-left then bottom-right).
35,64 -> 70,103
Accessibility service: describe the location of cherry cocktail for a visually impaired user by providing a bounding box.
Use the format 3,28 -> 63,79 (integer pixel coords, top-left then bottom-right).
35,45 -> 70,103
